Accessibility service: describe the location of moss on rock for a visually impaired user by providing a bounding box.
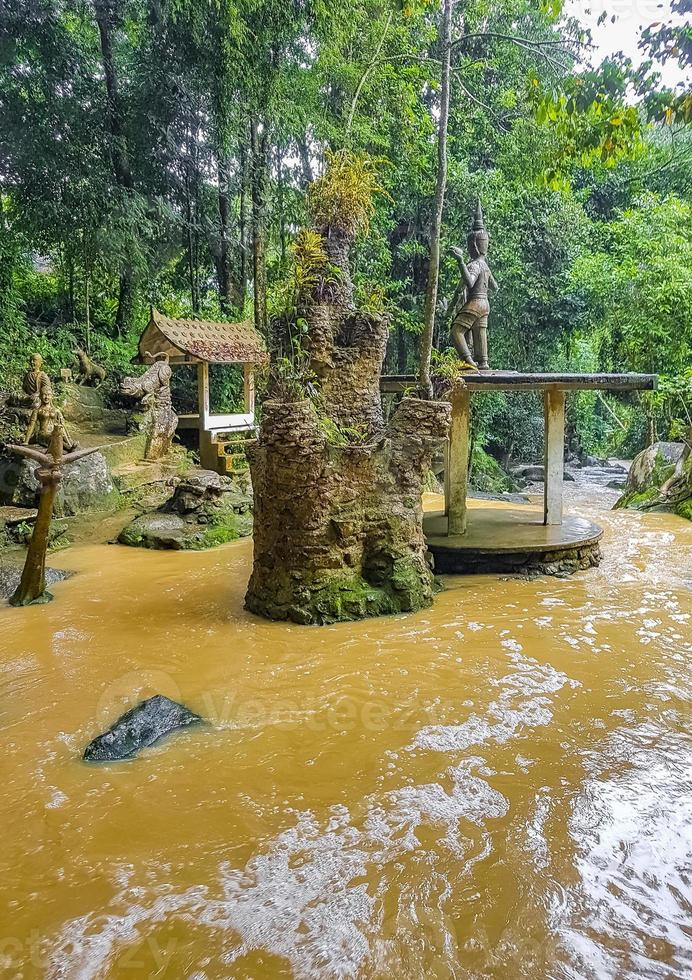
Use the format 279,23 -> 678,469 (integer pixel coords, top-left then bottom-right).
118,469 -> 252,550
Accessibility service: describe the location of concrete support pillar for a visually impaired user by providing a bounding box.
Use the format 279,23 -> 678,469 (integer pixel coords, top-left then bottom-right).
446,384 -> 471,536
543,388 -> 566,526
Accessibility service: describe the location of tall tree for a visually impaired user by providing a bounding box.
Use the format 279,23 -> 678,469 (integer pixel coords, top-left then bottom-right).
419,0 -> 453,398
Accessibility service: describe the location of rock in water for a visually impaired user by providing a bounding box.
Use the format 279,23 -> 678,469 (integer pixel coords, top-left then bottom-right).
117,469 -> 252,550
615,441 -> 685,512
0,564 -> 70,601
83,695 -> 202,761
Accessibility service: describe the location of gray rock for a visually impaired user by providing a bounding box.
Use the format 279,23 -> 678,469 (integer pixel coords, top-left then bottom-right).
61,383 -> 131,435
118,468 -> 253,550
469,491 -> 531,504
83,695 -> 203,762
118,512 -> 187,549
0,564 -> 71,601
0,451 -> 116,516
563,471 -> 576,482
626,442 -> 684,493
58,452 -> 116,516
607,479 -> 626,490
0,456 -> 41,508
163,469 -> 251,515
511,464 -> 545,482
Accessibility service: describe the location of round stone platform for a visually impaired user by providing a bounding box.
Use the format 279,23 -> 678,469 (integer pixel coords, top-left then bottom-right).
424,506 -> 603,576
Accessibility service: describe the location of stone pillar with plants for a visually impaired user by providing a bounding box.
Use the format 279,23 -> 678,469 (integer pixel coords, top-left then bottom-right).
245,151 -> 450,625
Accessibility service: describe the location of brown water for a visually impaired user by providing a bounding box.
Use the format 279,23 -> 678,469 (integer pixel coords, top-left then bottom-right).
1,492 -> 691,979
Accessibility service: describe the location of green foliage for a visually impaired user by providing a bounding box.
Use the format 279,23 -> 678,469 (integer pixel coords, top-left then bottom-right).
569,194 -> 692,376
308,150 -> 391,236
470,445 -> 518,493
1,0 -> 690,470
318,415 -> 369,446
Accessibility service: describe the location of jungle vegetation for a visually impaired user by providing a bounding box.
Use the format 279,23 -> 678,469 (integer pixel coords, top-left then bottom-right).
1,0 -> 690,469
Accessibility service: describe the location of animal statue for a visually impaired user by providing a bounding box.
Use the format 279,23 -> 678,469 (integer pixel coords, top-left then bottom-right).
449,199 -> 498,370
73,348 -> 107,387
120,352 -> 178,460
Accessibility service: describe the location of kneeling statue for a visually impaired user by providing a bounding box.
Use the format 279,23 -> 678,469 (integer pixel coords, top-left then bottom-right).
24,385 -> 78,452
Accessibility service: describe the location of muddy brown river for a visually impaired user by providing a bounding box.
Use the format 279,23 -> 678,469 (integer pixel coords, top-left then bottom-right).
1,491 -> 691,978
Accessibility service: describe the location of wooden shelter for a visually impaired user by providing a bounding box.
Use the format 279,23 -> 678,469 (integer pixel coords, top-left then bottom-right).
137,309 -> 267,470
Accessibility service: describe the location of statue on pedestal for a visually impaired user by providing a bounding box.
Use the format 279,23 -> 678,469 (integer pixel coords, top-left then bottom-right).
120,352 -> 178,460
449,200 -> 498,370
8,353 -> 53,408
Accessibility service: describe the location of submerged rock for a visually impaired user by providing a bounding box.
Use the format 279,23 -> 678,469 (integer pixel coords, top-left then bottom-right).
118,512 -> 187,549
118,468 -> 252,550
469,491 -> 531,505
83,695 -> 203,762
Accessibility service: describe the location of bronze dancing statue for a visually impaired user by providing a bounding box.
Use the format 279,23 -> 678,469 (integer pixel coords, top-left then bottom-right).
450,200 -> 498,370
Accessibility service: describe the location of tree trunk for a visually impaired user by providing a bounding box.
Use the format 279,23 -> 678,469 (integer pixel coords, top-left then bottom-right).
239,144 -> 249,302
114,268 -> 135,337
184,166 -> 200,314
10,479 -> 59,606
217,155 -> 234,315
245,219 -> 450,626
277,144 -> 287,267
251,117 -> 268,337
418,0 -> 454,398
297,137 -> 313,187
94,0 -> 136,334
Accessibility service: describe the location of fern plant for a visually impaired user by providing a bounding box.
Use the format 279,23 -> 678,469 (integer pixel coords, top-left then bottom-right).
308,150 -> 391,237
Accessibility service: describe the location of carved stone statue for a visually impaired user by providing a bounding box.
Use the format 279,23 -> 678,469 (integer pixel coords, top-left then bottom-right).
6,423 -> 99,606
73,348 -> 107,387
8,353 -> 53,408
120,352 -> 178,460
449,200 -> 498,370
24,384 -> 78,452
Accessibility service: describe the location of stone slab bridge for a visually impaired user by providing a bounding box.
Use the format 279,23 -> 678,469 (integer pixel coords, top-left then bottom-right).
381,371 -> 657,575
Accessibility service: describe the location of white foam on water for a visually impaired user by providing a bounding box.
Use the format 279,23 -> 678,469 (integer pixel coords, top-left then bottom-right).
410,651 -> 578,754
47,755 -> 509,979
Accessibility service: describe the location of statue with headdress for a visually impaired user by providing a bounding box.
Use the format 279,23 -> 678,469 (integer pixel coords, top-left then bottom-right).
449,200 -> 498,370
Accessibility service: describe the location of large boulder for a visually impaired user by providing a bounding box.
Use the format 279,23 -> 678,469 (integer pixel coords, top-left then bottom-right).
0,451 -> 116,516
83,695 -> 203,761
60,383 -> 131,435
0,563 -> 70,601
511,464 -> 545,482
615,442 -> 685,511
57,452 -> 117,516
118,468 -> 252,550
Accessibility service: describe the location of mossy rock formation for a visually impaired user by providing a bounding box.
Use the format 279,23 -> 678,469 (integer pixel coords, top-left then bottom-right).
615,439 -> 692,521
245,157 -> 450,625
118,469 -> 252,550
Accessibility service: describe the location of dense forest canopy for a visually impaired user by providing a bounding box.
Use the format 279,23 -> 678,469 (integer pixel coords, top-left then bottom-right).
1,0 -> 690,463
